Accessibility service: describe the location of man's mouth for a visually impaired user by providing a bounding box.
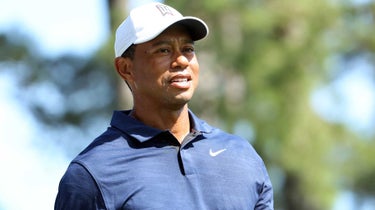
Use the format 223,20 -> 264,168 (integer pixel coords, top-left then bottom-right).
170,76 -> 192,89
171,78 -> 189,83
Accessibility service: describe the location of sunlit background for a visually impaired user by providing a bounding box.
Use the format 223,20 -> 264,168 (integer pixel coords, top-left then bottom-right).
1,0 -> 374,209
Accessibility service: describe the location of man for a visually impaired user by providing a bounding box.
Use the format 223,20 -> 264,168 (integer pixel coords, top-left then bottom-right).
55,2 -> 273,210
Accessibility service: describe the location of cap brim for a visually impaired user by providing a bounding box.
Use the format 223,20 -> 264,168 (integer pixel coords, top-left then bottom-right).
174,17 -> 209,41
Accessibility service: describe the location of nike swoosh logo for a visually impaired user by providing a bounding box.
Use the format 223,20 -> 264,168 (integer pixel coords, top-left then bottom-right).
209,148 -> 227,157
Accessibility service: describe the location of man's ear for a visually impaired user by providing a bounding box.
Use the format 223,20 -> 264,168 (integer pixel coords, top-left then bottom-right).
114,57 -> 134,82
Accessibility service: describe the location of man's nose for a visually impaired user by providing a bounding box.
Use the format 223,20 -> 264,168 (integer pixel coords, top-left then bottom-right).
171,53 -> 189,69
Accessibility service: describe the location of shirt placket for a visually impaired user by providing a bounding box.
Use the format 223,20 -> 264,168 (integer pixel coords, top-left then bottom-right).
178,130 -> 201,176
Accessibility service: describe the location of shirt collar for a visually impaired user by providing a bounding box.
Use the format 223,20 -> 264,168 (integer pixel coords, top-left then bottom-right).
110,110 -> 213,143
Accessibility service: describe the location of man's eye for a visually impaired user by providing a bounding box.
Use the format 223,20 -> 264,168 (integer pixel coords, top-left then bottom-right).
158,48 -> 170,53
183,47 -> 195,53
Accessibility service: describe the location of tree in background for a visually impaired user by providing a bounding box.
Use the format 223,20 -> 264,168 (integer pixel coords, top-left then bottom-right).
1,0 -> 374,209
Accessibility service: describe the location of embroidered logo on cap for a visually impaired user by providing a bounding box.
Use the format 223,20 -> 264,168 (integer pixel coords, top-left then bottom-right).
156,4 -> 175,16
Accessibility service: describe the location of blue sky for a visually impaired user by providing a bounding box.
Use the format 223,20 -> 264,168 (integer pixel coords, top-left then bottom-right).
0,0 -> 374,209
0,0 -> 108,56
311,56 -> 375,137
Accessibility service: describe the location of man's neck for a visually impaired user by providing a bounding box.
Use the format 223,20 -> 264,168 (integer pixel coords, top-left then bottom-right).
130,105 -> 191,143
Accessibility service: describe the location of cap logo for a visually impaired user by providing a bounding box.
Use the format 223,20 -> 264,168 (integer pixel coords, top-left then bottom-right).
155,4 -> 175,16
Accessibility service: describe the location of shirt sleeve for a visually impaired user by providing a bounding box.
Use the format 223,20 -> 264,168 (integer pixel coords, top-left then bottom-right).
255,163 -> 274,210
54,162 -> 106,210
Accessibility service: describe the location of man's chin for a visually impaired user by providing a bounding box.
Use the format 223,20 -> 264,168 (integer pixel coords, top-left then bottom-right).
164,96 -> 191,110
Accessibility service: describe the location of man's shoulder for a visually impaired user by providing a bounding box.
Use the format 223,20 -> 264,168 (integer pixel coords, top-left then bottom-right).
67,128 -> 134,180
73,128 -> 129,164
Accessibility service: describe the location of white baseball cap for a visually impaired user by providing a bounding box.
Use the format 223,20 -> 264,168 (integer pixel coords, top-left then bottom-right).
114,2 -> 209,57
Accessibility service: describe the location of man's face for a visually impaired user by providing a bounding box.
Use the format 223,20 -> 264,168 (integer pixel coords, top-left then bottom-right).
128,25 -> 200,110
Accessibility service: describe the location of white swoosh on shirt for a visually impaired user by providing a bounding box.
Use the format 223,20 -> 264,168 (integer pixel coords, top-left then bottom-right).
209,148 -> 227,157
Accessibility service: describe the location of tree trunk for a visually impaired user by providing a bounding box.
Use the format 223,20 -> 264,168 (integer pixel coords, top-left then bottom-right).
107,0 -> 133,109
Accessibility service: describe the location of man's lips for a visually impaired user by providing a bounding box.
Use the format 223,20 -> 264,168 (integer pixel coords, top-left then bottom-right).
169,75 -> 192,89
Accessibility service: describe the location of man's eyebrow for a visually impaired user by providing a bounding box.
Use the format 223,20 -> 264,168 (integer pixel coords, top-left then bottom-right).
151,39 -> 194,47
151,40 -> 171,47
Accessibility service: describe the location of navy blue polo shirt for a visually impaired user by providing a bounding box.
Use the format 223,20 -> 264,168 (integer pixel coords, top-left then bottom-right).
55,110 -> 273,210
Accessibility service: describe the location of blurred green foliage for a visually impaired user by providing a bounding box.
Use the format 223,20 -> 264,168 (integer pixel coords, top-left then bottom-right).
167,1 -> 375,209
1,0 -> 375,209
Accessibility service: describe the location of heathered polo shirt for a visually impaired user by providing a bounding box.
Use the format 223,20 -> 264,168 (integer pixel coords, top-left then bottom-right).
55,110 -> 273,210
